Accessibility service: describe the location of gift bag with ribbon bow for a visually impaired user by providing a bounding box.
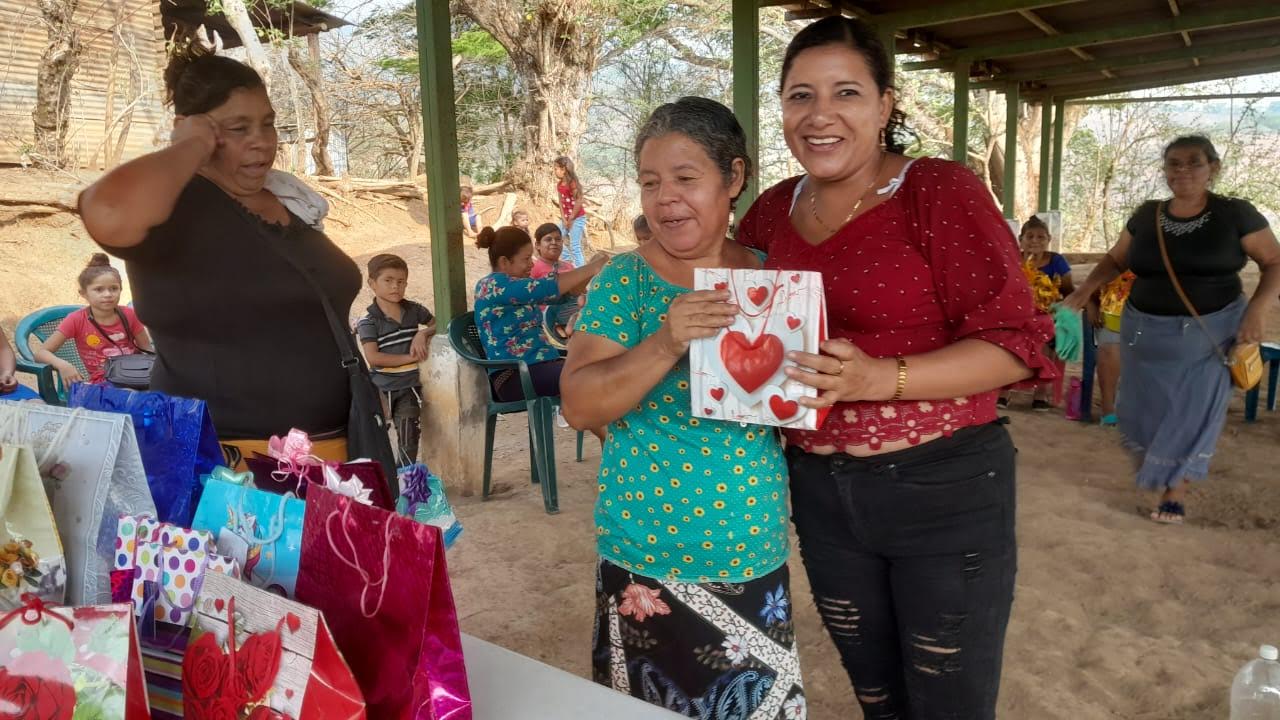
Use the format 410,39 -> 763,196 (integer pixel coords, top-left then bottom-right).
190,474 -> 304,599
184,571 -> 365,720
394,464 -> 462,549
0,416 -> 66,611
0,402 -> 156,606
689,268 -> 831,430
0,594 -> 151,720
70,386 -> 223,528
296,486 -> 471,720
242,430 -> 394,511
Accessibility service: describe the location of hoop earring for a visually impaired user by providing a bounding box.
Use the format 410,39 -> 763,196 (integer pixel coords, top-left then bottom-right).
878,127 -> 887,150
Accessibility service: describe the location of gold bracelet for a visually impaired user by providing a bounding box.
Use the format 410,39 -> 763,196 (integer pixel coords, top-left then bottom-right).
891,356 -> 908,401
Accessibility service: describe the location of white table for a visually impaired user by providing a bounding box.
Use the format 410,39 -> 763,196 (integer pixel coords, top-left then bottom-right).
461,634 -> 684,719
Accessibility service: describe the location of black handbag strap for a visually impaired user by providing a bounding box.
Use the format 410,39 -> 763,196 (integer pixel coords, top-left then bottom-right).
86,309 -> 154,356
264,227 -> 363,379
220,195 -> 361,377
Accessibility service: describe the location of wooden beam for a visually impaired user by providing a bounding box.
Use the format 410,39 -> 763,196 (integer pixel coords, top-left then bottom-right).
871,0 -> 1082,30
733,0 -> 760,216
953,58 -> 970,163
415,0 -> 466,321
971,34 -> 1280,88
1168,0 -> 1199,66
1068,91 -> 1280,104
1038,98 -> 1052,212
785,7 -> 834,21
1003,83 -> 1019,219
1050,97 -> 1065,211
1015,9 -> 1113,76
1035,57 -> 1280,100
902,4 -> 1280,70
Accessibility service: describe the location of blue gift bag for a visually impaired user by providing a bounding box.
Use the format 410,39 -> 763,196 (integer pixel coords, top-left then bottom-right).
190,475 -> 305,598
70,384 -> 222,526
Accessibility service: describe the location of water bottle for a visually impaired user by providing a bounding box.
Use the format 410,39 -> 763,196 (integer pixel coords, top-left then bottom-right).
1231,645 -> 1280,719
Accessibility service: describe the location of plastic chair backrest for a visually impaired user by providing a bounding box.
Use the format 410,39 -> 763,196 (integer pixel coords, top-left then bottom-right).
15,305 -> 88,377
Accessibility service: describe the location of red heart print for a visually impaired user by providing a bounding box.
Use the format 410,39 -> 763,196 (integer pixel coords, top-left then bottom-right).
704,408 -> 714,415
769,394 -> 799,420
709,387 -> 725,401
214,598 -> 225,613
284,689 -> 295,700
713,281 -> 728,291
720,331 -> 784,394
285,612 -> 301,633
790,273 -> 801,283
746,285 -> 770,306
786,316 -> 802,331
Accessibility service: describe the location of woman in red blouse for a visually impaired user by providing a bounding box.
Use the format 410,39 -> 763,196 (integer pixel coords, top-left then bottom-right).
735,17 -> 1055,719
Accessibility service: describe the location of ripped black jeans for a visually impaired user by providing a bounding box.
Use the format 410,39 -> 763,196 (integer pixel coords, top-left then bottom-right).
787,422 -> 1017,720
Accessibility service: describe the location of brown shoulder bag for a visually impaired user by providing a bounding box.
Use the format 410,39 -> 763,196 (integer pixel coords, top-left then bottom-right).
1154,202 -> 1262,390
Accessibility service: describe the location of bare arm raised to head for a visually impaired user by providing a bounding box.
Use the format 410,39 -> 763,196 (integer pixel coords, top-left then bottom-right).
78,116 -> 219,250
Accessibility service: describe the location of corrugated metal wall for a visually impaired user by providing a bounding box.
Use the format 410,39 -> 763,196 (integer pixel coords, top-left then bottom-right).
0,0 -> 167,169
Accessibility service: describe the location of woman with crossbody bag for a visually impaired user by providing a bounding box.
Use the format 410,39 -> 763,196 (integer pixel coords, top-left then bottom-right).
34,254 -> 153,386
75,47 -> 398,481
1065,135 -> 1280,524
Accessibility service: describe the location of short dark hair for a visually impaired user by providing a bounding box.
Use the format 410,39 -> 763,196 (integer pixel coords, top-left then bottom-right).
780,16 -> 909,154
1164,135 -> 1221,165
367,254 -> 408,279
533,223 -> 561,243
164,46 -> 264,116
633,214 -> 650,234
476,226 -> 532,268
634,96 -> 754,210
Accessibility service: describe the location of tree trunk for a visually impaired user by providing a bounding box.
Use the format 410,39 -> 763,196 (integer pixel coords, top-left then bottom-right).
454,0 -> 601,201
290,34 -> 334,176
221,0 -> 272,88
33,0 -> 81,168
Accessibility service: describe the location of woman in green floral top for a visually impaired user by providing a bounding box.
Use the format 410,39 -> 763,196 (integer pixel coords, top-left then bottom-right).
473,225 -> 605,402
562,97 -> 804,719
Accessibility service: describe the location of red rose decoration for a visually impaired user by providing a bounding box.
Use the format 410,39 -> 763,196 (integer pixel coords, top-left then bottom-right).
182,632 -> 229,702
236,631 -> 283,703
32,677 -> 75,720
0,667 -> 38,718
0,668 -> 75,720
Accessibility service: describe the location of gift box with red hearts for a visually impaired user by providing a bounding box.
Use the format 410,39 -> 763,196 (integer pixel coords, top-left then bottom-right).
690,268 -> 830,430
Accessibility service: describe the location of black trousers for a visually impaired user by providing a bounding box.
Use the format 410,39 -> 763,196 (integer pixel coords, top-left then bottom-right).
787,422 -> 1017,720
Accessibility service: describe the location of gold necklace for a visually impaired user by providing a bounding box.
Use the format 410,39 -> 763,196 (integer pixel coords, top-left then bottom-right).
808,152 -> 886,235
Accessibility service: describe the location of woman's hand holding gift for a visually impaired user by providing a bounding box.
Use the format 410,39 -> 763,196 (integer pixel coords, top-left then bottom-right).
785,338 -> 898,408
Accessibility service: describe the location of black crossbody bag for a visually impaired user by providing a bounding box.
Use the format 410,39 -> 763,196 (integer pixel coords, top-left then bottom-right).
87,309 -> 155,389
238,211 -> 401,494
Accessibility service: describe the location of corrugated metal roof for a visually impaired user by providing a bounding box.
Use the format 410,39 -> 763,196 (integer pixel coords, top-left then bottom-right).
0,0 -> 167,168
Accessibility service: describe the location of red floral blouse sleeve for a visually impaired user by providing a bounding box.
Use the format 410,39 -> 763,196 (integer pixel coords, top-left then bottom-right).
904,159 -> 1058,380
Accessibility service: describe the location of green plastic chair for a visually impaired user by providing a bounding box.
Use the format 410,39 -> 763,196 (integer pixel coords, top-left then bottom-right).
14,305 -> 87,405
447,312 -> 582,514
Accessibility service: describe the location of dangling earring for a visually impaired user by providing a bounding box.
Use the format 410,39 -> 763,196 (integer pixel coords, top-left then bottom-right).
878,127 -> 887,151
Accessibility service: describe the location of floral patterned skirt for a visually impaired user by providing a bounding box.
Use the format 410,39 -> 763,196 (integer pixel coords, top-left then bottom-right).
591,557 -> 806,720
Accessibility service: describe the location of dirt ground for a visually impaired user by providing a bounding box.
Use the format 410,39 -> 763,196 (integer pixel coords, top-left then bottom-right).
3,167 -> 1279,719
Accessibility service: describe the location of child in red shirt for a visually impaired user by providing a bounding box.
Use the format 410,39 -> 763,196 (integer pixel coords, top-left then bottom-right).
34,254 -> 151,385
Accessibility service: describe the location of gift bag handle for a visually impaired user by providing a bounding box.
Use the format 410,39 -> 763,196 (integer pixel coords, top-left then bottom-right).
324,501 -> 393,618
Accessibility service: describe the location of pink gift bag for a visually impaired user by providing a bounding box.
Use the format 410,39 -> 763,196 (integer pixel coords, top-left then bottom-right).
296,486 -> 471,720
690,267 -> 831,429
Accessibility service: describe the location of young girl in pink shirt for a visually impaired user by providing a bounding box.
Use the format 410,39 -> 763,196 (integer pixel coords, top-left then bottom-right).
34,254 -> 152,385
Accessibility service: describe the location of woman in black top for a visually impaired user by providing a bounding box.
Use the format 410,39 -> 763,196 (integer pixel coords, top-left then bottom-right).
1066,136 -> 1280,523
78,49 -> 361,465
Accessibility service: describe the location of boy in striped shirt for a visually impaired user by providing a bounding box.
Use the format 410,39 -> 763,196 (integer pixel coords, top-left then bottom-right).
357,254 -> 436,463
